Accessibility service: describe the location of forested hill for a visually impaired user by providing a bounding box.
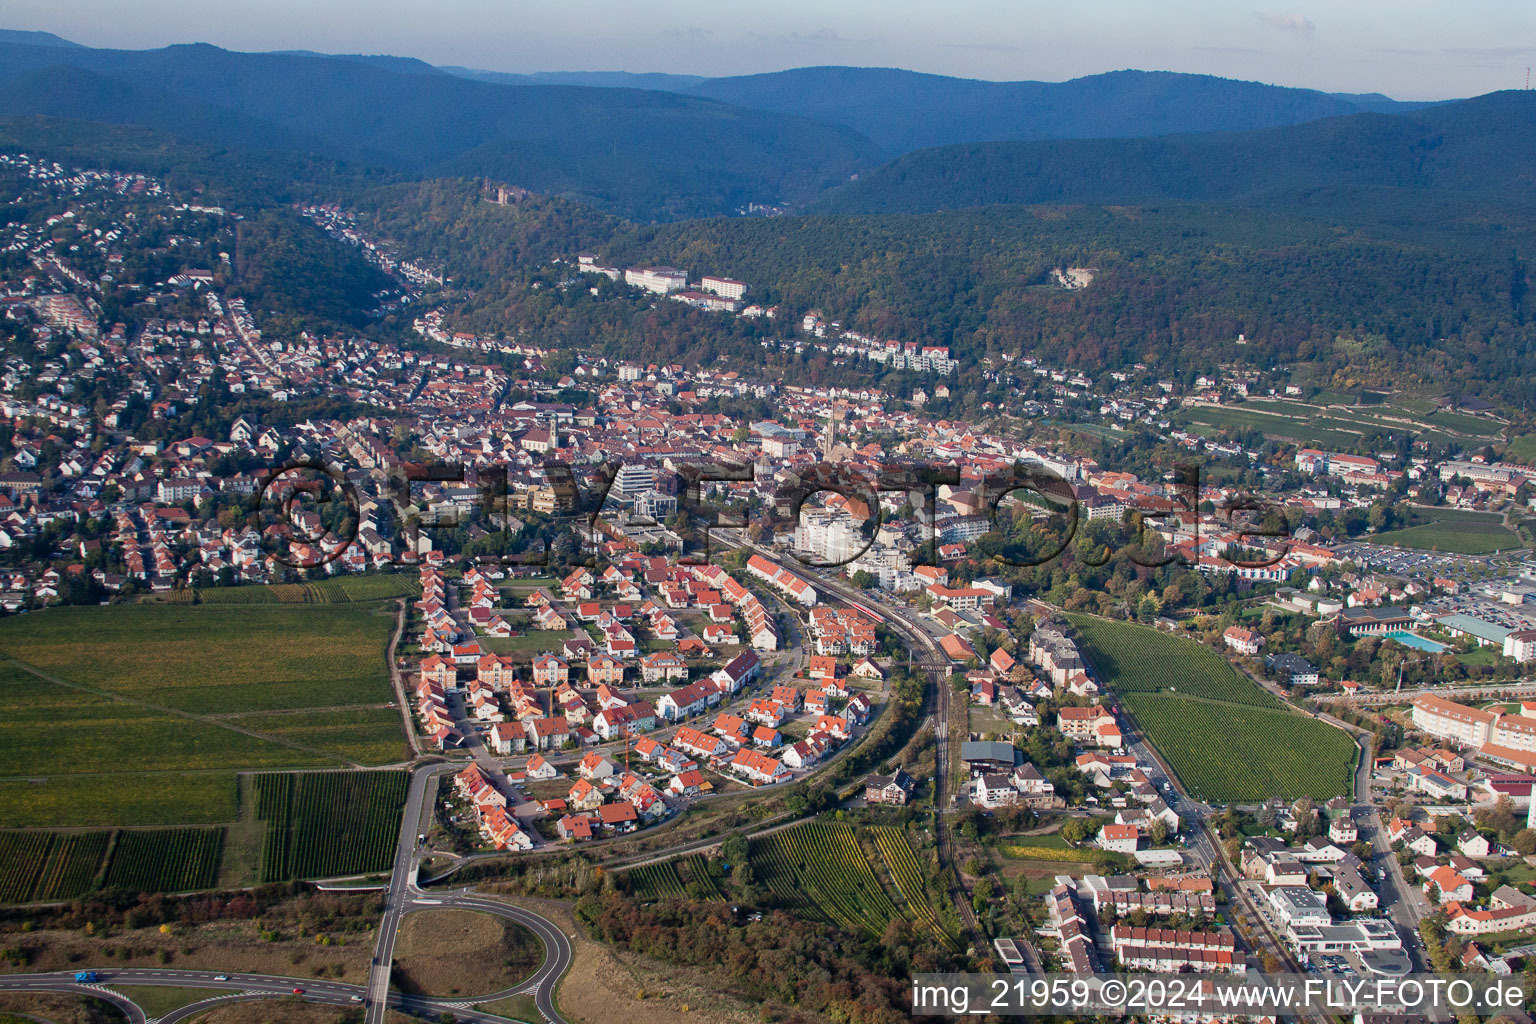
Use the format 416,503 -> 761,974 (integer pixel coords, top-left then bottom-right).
688,66 -> 1422,154
0,39 -> 882,220
1,102 -> 1531,409
342,179 -> 1535,407
815,91 -> 1536,215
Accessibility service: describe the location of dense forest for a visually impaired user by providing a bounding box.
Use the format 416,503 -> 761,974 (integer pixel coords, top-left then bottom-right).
5,106 -> 1535,407
348,179 -> 1536,405
813,91 -> 1536,215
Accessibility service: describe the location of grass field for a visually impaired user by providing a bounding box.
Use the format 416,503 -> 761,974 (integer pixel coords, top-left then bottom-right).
0,602 -> 402,829
113,987 -> 238,1018
1067,615 -> 1356,802
0,603 -> 396,714
1371,511 -> 1521,554
481,632 -> 570,655
1506,436 -> 1536,465
189,575 -> 420,605
221,707 -> 409,766
392,909 -> 541,998
1176,397 -> 1503,451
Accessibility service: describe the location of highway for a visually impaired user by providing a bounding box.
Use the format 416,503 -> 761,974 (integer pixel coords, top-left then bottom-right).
362,761 -> 573,1024
0,963 -> 569,1024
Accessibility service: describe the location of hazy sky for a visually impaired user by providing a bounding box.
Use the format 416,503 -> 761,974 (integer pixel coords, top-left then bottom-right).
8,0 -> 1535,99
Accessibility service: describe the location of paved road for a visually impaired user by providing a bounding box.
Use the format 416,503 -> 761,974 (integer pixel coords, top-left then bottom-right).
735,534 -> 986,942
0,963 -> 568,1024
365,762 -> 447,1023
1313,681 -> 1536,706
361,761 -> 572,1024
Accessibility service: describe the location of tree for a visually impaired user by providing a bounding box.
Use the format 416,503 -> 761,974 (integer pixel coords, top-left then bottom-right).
1513,829 -> 1536,856
1060,817 -> 1099,844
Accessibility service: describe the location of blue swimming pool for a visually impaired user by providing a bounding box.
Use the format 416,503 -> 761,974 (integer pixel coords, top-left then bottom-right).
1385,631 -> 1447,653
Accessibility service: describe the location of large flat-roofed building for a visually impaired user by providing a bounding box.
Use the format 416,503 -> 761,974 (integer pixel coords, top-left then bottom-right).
1268,886 -> 1331,929
1411,693 -> 1496,748
700,275 -> 748,300
624,266 -> 687,294
1337,605 -> 1415,637
1288,919 -> 1407,963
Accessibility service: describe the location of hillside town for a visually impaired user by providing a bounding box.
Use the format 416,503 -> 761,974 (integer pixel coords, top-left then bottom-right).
9,148 -> 1536,1012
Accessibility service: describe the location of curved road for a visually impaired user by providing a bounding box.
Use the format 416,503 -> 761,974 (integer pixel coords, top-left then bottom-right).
363,763 -> 572,1024
0,760 -> 573,1024
0,541 -> 971,1024
0,884 -> 573,1024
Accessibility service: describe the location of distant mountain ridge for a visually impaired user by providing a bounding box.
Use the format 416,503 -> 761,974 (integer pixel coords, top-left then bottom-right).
0,38 -> 880,219
0,29 -> 80,48
683,66 -> 1428,153
812,90 -> 1536,215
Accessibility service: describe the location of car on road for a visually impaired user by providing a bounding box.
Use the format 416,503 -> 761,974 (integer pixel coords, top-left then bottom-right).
292,987 -> 305,994
350,995 -> 363,1002
74,971 -> 99,982
214,974 -> 229,981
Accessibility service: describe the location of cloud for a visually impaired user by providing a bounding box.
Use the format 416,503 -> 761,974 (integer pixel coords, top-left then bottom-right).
1254,12 -> 1316,36
940,42 -> 1023,53
747,27 -> 882,46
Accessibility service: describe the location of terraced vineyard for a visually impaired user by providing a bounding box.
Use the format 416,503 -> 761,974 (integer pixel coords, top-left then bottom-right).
255,770 -> 408,881
1175,397 -> 1504,451
869,826 -> 953,946
678,854 -> 724,898
104,828 -> 225,892
627,862 -> 687,900
0,832 -> 50,902
751,821 -> 949,941
626,855 -> 725,900
0,830 -> 112,902
1069,615 -> 1356,803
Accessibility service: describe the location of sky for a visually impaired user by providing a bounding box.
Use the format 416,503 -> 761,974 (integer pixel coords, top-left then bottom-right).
6,0 -> 1535,100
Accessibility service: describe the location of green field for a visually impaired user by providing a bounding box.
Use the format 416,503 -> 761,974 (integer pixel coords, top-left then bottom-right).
750,821 -> 954,946
1505,436 -> 1536,465
0,602 -> 402,829
0,772 -> 238,829
1371,512 -> 1521,554
254,770 -> 407,881
1176,397 -> 1503,451
1067,615 -> 1356,802
481,632 -> 571,654
188,574 -> 420,605
221,707 -> 409,765
0,603 -> 396,713
1065,615 -> 1281,707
